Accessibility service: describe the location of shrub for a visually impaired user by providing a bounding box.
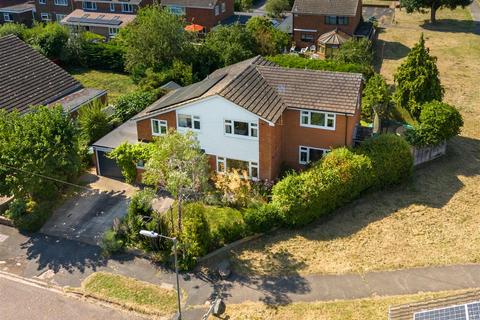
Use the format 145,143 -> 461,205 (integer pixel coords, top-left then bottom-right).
268,54 -> 374,79
27,22 -> 69,60
357,134 -> 413,188
5,198 -> 52,232
139,60 -> 193,90
77,100 -> 112,145
123,188 -> 156,245
112,90 -> 158,123
180,203 -> 211,269
234,0 -> 253,11
243,202 -> 280,233
213,169 -> 254,208
205,206 -> 247,245
362,74 -> 391,122
334,38 -> 374,66
406,101 -> 463,147
101,229 -> 125,255
0,23 -> 28,39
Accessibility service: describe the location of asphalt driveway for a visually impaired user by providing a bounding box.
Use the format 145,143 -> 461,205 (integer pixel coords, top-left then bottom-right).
40,172 -> 138,246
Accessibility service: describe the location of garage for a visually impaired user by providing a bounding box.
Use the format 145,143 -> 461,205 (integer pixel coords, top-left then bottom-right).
92,120 -> 139,180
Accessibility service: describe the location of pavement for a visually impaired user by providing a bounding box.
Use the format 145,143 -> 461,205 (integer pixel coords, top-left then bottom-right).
0,272 -> 146,320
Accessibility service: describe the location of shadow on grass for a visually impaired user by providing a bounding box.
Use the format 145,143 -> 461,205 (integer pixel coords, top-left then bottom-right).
373,27 -> 411,71
420,19 -> 477,33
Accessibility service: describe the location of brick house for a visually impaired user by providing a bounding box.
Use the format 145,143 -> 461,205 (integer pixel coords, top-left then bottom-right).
292,0 -> 365,49
0,35 -> 107,114
0,1 -> 35,26
161,0 -> 234,32
34,0 -> 75,23
92,56 -> 363,181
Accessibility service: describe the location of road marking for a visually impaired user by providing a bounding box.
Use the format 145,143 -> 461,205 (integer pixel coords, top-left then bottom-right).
0,233 -> 9,242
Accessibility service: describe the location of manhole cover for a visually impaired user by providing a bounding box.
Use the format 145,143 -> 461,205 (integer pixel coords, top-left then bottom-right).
0,234 -> 8,242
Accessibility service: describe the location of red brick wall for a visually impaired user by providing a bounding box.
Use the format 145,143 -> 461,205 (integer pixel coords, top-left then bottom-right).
184,0 -> 233,31
259,118 -> 283,180
281,109 -> 359,170
35,0 -> 74,21
136,111 -> 177,142
292,0 -> 362,47
0,11 -> 34,26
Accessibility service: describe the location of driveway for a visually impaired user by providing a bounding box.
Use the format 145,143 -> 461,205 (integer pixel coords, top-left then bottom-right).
40,172 -> 138,246
363,6 -> 395,26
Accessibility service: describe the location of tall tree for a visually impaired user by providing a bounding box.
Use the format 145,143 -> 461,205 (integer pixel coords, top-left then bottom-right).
119,6 -> 191,79
142,131 -> 210,232
393,34 -> 443,120
362,74 -> 391,122
400,0 -> 472,23
246,16 -> 290,55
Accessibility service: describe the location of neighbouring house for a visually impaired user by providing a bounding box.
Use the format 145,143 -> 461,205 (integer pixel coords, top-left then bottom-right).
0,35 -> 106,114
34,0 -> 75,23
292,0 -> 373,53
161,0 -> 234,32
0,1 -> 35,26
92,56 -> 363,181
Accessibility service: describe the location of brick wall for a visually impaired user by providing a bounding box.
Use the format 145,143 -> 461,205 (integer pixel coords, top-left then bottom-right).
259,118 -> 283,180
35,0 -> 74,21
0,11 -> 34,26
136,111 -> 177,142
184,0 -> 233,31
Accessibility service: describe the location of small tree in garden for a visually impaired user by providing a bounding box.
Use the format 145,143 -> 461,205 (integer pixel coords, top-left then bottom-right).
246,17 -> 290,56
362,74 -> 391,122
213,169 -> 253,207
77,100 -> 111,145
394,34 -> 443,120
400,0 -> 472,24
108,142 -> 152,184
265,0 -> 290,17
142,130 -> 210,232
334,38 -> 374,66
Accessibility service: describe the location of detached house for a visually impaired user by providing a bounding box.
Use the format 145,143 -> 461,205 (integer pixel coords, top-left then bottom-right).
92,56 -> 363,181
0,35 -> 106,114
292,0 -> 373,54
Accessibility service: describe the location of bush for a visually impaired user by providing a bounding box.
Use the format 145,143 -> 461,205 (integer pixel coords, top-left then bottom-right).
213,169 -> 254,208
77,100 -> 112,145
5,198 -> 52,232
234,0 -> 253,11
334,38 -> 374,66
406,101 -> 463,147
101,229 -> 125,255
205,206 -> 247,245
112,90 -> 159,123
357,134 -> 413,188
243,203 -> 279,233
268,54 -> 374,79
180,203 -> 211,269
27,22 -> 69,60
123,188 -> 156,245
0,23 -> 28,39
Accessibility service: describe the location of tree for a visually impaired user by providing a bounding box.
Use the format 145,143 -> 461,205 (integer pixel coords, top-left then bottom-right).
393,34 -> 443,120
119,6 -> 191,79
362,74 -> 391,122
108,142 -> 153,184
265,0 -> 290,17
27,22 -> 69,59
334,38 -> 374,66
0,106 -> 81,201
204,23 -> 256,66
234,0 -> 253,11
112,90 -> 159,123
400,0 -> 472,23
142,131 -> 210,232
77,100 -> 112,145
246,16 -> 290,55
0,23 -> 28,40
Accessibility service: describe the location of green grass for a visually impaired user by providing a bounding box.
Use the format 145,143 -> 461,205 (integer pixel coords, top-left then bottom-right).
81,272 -> 179,316
68,68 -> 138,103
223,289 -> 479,320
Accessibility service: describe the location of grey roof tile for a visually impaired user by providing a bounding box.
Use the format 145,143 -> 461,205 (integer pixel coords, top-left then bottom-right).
292,0 -> 360,16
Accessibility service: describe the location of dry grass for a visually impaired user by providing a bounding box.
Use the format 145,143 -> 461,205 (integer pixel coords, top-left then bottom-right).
231,7 -> 480,276
223,289 -> 478,320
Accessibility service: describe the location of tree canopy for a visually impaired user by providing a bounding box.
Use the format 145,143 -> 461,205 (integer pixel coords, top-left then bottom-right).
400,0 -> 472,23
265,0 -> 290,17
393,34 -> 443,120
362,74 -> 391,122
246,16 -> 290,55
334,38 -> 374,66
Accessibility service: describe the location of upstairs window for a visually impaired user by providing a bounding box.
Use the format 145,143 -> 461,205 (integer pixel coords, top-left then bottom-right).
82,1 -> 97,10
325,15 -> 349,25
39,0 -> 46,4
300,110 -> 336,130
299,146 -> 330,165
122,3 -> 133,13
224,120 -> 258,138
178,114 -> 200,130
54,0 -> 68,6
3,13 -> 13,22
109,3 -> 115,11
300,33 -> 314,42
151,119 -> 167,136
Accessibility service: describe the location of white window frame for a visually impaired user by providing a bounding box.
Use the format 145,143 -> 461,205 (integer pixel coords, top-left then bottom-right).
215,156 -> 259,180
299,146 -> 330,165
54,0 -> 68,6
82,1 -> 97,10
40,12 -> 51,21
177,114 -> 201,131
3,13 -> 13,22
121,3 -> 134,13
151,119 -> 168,136
167,5 -> 185,15
224,119 -> 258,139
108,27 -> 119,37
55,13 -> 66,21
214,5 -> 219,16
109,3 -> 115,11
221,2 -> 226,13
300,110 -> 336,130
39,0 -> 46,4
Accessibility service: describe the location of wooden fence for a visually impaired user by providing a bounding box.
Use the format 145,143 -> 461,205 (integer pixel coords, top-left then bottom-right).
412,141 -> 447,166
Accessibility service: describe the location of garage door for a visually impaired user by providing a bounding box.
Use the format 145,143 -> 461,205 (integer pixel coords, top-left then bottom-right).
97,150 -> 124,179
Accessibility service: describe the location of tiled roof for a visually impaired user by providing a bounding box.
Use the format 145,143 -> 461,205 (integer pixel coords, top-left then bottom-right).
0,2 -> 35,13
317,28 -> 352,45
292,0 -> 360,16
62,9 -> 136,27
138,56 -> 362,123
161,0 -> 218,9
0,35 -> 83,114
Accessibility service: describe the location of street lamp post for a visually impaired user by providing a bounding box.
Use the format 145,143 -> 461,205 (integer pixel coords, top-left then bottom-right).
140,230 -> 182,320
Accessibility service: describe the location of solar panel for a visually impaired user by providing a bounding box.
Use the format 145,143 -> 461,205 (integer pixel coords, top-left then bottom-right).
413,301 -> 480,320
467,302 -> 480,320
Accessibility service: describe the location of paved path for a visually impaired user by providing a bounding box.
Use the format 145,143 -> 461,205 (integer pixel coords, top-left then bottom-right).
0,272 -> 146,320
470,0 -> 480,34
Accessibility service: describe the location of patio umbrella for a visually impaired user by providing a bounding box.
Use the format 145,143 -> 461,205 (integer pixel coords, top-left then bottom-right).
185,24 -> 204,32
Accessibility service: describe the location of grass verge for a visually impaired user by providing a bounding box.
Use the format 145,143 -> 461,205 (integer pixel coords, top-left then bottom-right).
223,289 -> 478,320
78,272 -> 179,316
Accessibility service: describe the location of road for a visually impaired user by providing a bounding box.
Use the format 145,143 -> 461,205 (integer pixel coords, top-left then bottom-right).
0,273 -> 146,320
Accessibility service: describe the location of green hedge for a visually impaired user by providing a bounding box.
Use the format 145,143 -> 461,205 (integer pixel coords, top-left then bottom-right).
267,54 -> 374,79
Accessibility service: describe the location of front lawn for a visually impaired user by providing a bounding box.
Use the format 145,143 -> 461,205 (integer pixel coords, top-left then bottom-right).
231,7 -> 480,276
222,289 -> 477,320
80,272 -> 179,316
68,68 -> 138,103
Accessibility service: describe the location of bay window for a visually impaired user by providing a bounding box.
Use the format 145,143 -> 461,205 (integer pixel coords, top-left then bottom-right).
300,110 -> 336,129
